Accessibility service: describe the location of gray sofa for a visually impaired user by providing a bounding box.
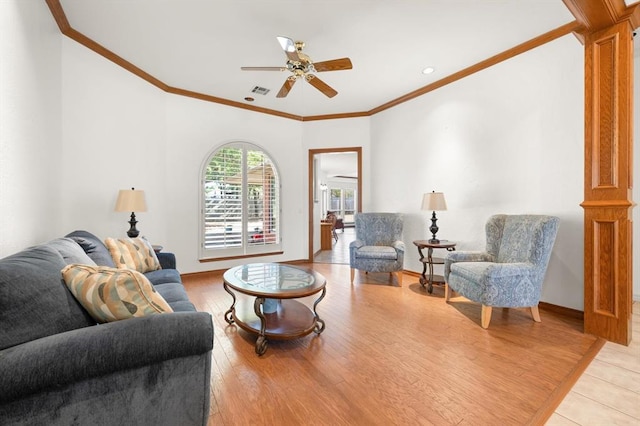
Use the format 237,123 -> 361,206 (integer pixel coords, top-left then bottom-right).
0,230 -> 213,426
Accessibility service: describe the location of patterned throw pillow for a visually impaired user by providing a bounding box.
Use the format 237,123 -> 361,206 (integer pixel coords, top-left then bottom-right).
61,264 -> 173,323
104,237 -> 161,273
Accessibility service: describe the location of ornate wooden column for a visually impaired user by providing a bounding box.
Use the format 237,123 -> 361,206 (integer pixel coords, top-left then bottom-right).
583,21 -> 634,345
565,0 -> 639,345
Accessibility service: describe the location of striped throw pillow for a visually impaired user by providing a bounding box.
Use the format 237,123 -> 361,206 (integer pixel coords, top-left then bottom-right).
104,237 -> 161,273
62,264 -> 173,323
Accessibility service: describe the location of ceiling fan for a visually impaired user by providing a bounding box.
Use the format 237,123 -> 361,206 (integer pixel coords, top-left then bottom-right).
241,36 -> 352,98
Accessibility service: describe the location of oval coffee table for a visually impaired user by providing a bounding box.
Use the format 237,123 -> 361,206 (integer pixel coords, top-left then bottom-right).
223,263 -> 326,355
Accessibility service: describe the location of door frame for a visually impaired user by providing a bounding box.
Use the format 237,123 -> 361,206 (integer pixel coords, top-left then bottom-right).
308,147 -> 362,261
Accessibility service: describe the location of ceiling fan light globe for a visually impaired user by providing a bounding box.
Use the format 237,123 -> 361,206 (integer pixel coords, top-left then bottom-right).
277,36 -> 295,52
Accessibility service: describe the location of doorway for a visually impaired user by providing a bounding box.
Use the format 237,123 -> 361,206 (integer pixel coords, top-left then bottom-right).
308,147 -> 362,262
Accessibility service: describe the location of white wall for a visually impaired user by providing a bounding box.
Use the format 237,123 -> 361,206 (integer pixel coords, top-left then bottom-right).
164,95 -> 305,273
60,39 -> 168,241
0,0 -> 63,257
370,35 -> 585,310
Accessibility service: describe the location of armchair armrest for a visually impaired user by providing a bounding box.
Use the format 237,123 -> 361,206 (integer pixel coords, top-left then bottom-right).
392,240 -> 405,253
483,262 -> 536,279
349,239 -> 364,264
446,251 -> 494,263
0,312 -> 213,403
349,239 -> 364,250
444,251 -> 494,280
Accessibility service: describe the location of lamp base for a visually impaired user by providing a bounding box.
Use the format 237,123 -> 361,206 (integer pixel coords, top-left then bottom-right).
127,212 -> 140,238
428,211 -> 440,244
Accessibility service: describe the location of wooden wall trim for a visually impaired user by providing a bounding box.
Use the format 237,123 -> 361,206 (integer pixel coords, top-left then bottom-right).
302,111 -> 370,121
166,87 -> 304,121
45,0 -> 70,32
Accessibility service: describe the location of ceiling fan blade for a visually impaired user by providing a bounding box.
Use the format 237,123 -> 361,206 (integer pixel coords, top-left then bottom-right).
276,77 -> 297,98
313,58 -> 353,72
305,75 -> 338,98
241,66 -> 287,71
276,36 -> 301,62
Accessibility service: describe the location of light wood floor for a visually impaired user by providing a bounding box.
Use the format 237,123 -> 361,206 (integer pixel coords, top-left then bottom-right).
184,266 -> 607,426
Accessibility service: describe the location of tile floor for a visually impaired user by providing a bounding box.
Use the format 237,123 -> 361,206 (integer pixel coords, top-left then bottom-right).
314,228 -> 640,425
546,301 -> 640,425
313,226 -> 353,264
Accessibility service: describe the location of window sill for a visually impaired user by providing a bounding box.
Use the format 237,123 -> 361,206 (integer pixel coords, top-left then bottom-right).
199,251 -> 284,263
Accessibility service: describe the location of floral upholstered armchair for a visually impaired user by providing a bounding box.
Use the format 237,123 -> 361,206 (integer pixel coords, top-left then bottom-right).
349,213 -> 404,286
444,214 -> 559,328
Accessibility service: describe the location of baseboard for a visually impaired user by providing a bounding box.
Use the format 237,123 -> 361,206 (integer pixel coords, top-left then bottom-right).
402,268 -> 585,321
182,268 -> 589,325
538,302 -> 583,321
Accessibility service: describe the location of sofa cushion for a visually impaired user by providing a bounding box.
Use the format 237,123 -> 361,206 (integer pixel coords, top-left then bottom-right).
154,283 -> 196,312
62,264 -> 173,323
355,246 -> 398,260
0,245 -> 95,351
144,268 -> 182,285
105,237 -> 161,274
46,237 -> 97,266
65,230 -> 116,267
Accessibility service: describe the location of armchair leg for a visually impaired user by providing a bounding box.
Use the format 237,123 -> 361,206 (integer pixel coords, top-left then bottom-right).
350,268 -> 355,284
481,305 -> 492,329
531,305 -> 541,323
393,271 -> 402,287
444,283 -> 451,302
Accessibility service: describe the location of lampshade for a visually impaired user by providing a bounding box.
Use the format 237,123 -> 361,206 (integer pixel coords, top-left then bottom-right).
115,188 -> 147,212
421,191 -> 447,211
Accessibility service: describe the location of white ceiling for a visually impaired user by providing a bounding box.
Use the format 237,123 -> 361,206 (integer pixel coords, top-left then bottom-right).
317,152 -> 358,179
59,0 -> 575,118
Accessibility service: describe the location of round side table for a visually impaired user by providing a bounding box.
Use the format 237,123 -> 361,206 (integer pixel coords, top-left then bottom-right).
412,240 -> 456,294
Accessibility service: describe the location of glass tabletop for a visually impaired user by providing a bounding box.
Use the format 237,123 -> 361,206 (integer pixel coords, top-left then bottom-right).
223,263 -> 326,297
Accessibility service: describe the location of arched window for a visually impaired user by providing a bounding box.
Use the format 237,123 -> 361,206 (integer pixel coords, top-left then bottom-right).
201,142 -> 281,259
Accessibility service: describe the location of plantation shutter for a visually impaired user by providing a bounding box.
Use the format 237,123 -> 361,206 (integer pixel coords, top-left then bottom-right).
246,149 -> 279,246
202,143 -> 280,256
204,147 -> 243,249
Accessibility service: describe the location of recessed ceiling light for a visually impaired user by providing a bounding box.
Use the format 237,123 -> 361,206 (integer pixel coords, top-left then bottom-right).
244,97 -> 255,102
422,67 -> 435,75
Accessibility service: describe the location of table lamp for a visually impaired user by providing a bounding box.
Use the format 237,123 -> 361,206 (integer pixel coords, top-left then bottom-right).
421,191 -> 447,243
115,187 -> 147,238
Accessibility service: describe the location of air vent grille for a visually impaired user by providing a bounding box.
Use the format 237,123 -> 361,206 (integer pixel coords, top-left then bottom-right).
251,86 -> 270,95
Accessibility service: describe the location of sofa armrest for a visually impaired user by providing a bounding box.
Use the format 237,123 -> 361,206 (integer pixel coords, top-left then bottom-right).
157,252 -> 176,269
0,312 -> 213,403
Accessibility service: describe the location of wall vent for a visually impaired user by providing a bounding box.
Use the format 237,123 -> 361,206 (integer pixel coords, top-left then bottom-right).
251,86 -> 270,95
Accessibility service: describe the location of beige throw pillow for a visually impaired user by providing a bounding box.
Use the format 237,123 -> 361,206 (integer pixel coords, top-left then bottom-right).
62,264 -> 173,323
105,237 -> 161,273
